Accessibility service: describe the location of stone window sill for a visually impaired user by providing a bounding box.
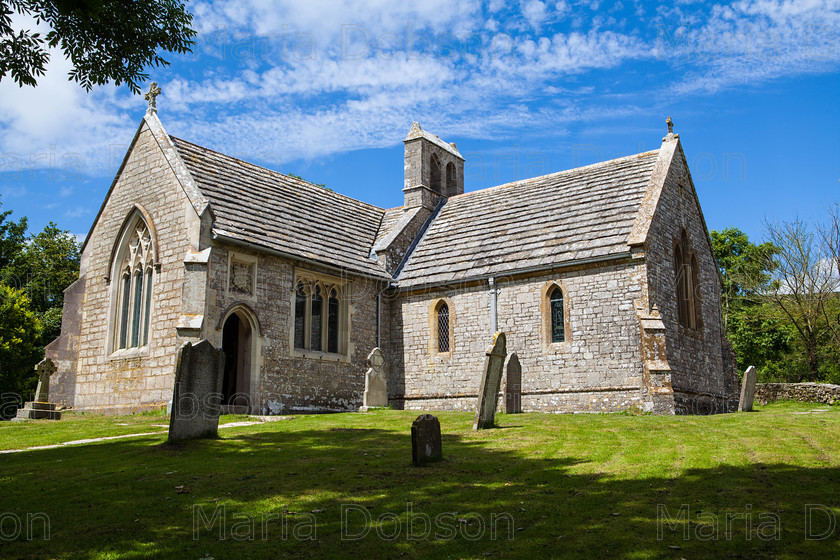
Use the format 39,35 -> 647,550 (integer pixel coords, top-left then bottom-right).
677,325 -> 705,340
292,349 -> 349,363
108,347 -> 150,361
545,340 -> 570,353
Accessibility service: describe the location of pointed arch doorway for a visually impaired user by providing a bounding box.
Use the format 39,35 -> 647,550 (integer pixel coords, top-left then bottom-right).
221,308 -> 256,414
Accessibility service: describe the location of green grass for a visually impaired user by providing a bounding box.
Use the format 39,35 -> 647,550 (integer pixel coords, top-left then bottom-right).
0,411 -> 252,451
1,403 -> 839,559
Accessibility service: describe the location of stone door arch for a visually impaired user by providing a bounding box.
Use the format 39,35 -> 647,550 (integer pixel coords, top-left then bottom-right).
219,304 -> 260,414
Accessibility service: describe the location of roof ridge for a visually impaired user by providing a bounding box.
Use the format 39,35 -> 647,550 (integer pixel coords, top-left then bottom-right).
450,149 -> 660,200
169,135 -> 386,213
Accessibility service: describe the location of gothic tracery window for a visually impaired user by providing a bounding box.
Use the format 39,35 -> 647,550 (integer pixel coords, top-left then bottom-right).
113,217 -> 154,351
292,275 -> 345,355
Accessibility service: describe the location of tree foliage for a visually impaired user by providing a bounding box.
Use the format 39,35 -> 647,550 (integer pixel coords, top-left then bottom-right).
764,216 -> 840,381
1,0 -> 196,92
711,227 -> 788,376
0,195 -> 27,271
0,284 -> 42,400
712,212 -> 840,384
0,198 -> 80,401
709,227 -> 777,331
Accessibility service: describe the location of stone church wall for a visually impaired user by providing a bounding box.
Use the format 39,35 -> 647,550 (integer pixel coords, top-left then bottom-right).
389,261 -> 647,412
644,145 -> 737,414
204,243 -> 384,414
73,124 -> 196,413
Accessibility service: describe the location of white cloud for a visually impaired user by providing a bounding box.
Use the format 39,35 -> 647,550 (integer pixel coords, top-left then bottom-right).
0,14 -> 137,177
2,0 -> 839,180
522,1 -> 549,29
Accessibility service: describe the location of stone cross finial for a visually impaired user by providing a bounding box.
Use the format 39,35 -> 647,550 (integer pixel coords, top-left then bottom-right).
666,116 -> 674,134
34,358 -> 57,403
145,82 -> 162,114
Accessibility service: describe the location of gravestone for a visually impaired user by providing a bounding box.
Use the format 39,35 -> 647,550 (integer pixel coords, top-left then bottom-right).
738,365 -> 758,412
411,414 -> 442,464
168,340 -> 225,442
473,332 -> 507,430
360,347 -> 388,411
504,352 -> 522,414
14,358 -> 61,420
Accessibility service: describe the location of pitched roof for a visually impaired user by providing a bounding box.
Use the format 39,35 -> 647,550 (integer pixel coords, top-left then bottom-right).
396,150 -> 661,287
170,137 -> 390,278
374,206 -> 407,247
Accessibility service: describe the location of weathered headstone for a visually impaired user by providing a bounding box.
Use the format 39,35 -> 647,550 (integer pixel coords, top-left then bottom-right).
411,414 -> 442,464
738,365 -> 758,412
168,340 -> 225,442
360,347 -> 388,411
504,352 -> 522,414
34,358 -> 57,402
13,358 -> 61,420
473,332 -> 507,430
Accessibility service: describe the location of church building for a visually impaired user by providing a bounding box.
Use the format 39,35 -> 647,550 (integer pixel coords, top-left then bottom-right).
46,93 -> 739,416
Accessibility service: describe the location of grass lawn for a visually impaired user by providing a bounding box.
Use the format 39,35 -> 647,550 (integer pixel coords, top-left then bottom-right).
1,402 -> 839,559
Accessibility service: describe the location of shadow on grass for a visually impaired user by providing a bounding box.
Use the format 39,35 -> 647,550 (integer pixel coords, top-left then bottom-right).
1,423 -> 839,559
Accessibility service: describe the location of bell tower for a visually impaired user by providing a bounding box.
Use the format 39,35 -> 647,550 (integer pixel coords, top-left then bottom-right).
403,122 -> 464,209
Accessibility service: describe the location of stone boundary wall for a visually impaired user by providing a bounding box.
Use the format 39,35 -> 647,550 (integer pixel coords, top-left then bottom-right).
755,383 -> 840,405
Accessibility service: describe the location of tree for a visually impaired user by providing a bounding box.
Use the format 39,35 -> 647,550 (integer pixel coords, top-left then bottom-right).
10,222 -> 80,344
0,284 -> 42,406
1,0 -> 196,92
13,222 -> 79,313
818,203 -> 840,368
0,195 -> 27,274
709,227 -> 777,332
764,216 -> 840,381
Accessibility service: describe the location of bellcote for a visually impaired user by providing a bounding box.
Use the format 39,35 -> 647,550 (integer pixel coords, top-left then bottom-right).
403,123 -> 464,210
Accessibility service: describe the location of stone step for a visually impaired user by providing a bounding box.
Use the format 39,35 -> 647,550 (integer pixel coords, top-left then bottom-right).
12,402 -> 62,421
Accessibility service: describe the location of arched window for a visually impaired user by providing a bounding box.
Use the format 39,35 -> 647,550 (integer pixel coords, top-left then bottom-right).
436,301 -> 450,353
112,215 -> 154,351
674,231 -> 701,330
445,162 -> 456,196
292,275 -> 346,355
674,244 -> 686,327
430,153 -> 442,194
549,286 -> 565,343
690,254 -> 701,329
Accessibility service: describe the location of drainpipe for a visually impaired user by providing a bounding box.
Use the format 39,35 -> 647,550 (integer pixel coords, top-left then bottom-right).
376,291 -> 382,348
489,277 -> 497,334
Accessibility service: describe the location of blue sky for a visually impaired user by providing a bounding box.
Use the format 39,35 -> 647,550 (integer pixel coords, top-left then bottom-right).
1,0 -> 838,244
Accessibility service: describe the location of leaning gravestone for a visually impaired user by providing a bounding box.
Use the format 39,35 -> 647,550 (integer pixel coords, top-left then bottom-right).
504,352 -> 522,414
14,358 -> 61,420
473,332 -> 507,430
411,414 -> 442,464
168,340 -> 225,443
360,347 -> 388,410
738,365 -> 758,412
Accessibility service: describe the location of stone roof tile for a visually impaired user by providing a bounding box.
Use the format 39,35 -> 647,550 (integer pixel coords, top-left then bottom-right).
397,150 -> 660,287
170,137 -> 390,278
